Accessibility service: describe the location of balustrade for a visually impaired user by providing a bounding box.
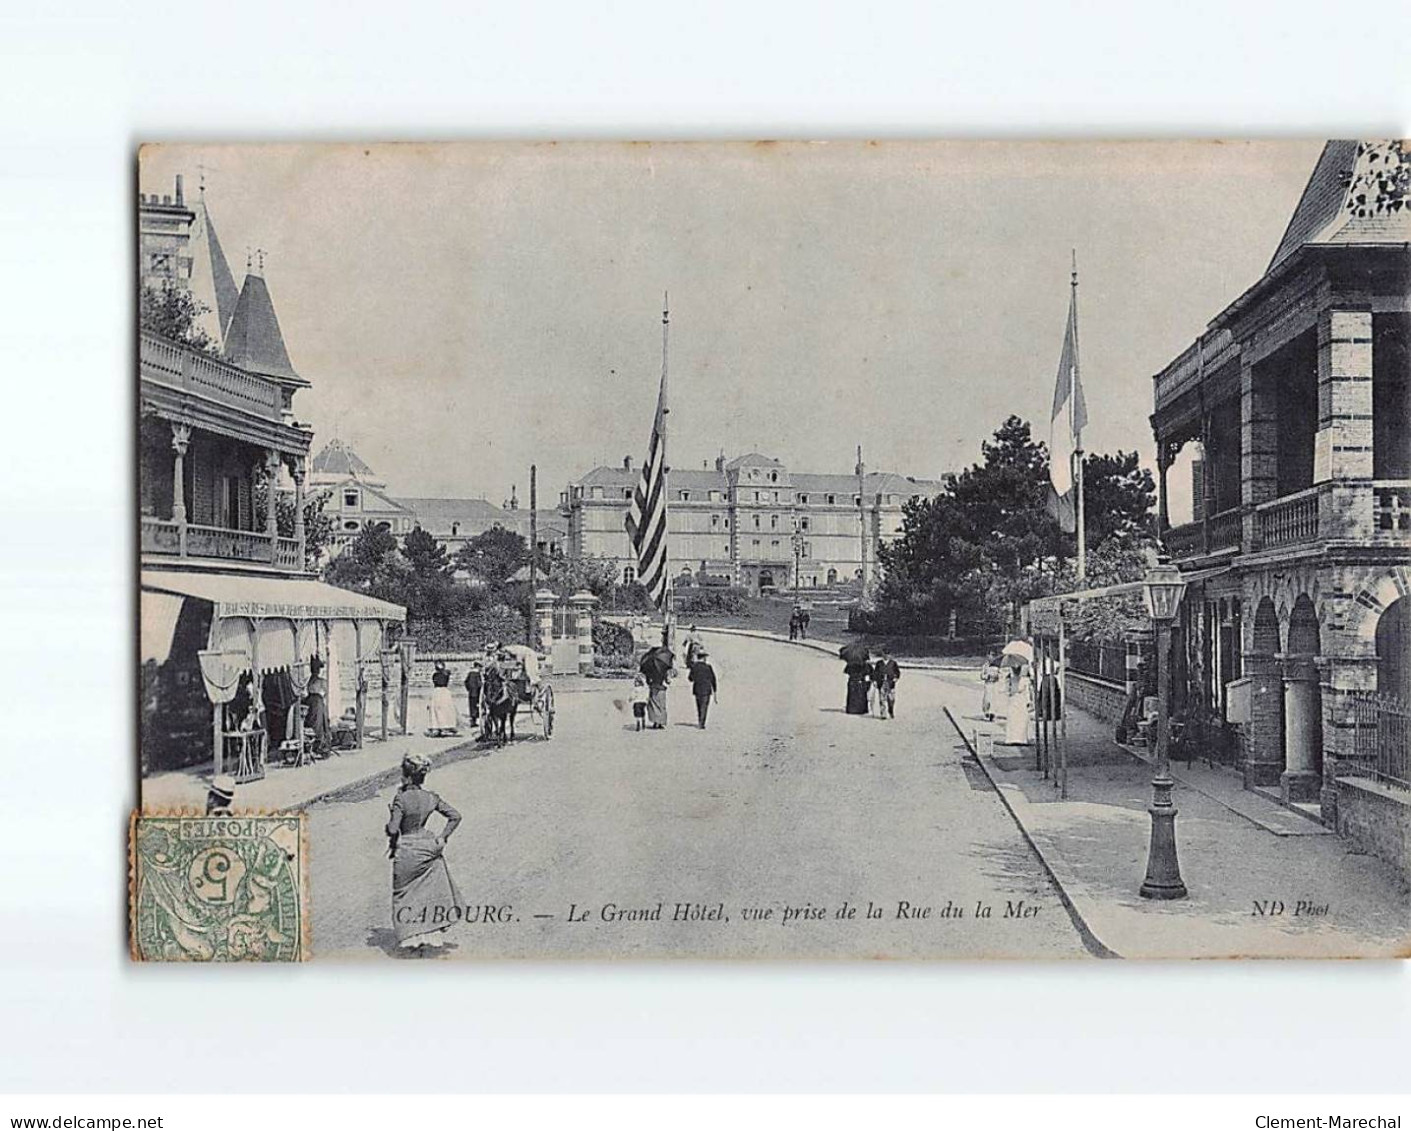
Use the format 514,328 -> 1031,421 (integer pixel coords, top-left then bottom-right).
140,516 -> 181,554
140,332 -> 283,419
1164,520 -> 1204,561
1255,486 -> 1320,550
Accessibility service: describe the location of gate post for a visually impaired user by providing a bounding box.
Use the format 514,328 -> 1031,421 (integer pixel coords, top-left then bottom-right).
534,588 -> 557,672
570,590 -> 597,675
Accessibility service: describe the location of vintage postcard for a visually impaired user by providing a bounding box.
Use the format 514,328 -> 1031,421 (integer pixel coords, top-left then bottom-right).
134,140 -> 1410,960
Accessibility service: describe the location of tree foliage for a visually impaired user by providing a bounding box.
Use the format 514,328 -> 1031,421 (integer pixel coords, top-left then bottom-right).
139,284 -> 220,356
874,415 -> 1156,637
454,525 -> 528,586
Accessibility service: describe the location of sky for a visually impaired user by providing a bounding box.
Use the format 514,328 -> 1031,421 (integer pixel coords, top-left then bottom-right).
140,140 -> 1323,515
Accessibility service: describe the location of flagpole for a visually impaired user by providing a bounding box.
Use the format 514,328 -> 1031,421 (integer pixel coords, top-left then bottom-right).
660,291 -> 673,649
1071,249 -> 1086,585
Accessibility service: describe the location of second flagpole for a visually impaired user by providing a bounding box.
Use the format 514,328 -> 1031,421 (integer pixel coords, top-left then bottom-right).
660,291 -> 674,650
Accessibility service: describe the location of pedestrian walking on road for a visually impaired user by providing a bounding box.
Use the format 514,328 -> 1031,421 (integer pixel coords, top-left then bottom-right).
463,661 -> 482,726
841,644 -> 872,716
428,660 -> 458,736
630,673 -> 649,731
872,651 -> 901,719
386,752 -> 462,953
682,624 -> 704,667
688,649 -> 718,729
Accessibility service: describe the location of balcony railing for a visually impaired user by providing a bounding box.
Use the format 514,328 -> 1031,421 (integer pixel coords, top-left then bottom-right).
1255,485 -> 1320,550
1209,507 -> 1242,551
140,332 -> 285,421
1164,520 -> 1205,561
142,515 -> 305,571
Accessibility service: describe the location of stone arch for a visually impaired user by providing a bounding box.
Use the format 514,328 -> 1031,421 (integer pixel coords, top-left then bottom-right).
1253,596 -> 1282,655
1349,566 -> 1411,646
1375,596 -> 1409,701
1287,594 -> 1321,656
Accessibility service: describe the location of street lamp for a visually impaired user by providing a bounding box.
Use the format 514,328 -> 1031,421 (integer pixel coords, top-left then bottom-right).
1140,553 -> 1189,900
791,527 -> 805,598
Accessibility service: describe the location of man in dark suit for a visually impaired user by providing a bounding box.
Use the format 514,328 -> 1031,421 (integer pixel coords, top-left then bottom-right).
463,661 -> 483,726
872,651 -> 901,719
688,649 -> 719,730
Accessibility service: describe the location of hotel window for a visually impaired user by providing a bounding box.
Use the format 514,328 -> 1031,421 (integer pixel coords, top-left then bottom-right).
801,541 -> 811,557
679,490 -> 691,501
771,539 -> 780,548
622,488 -> 632,500
344,490 -> 359,508
623,566 -> 636,584
711,515 -> 720,528
755,491 -> 762,502
709,490 -> 722,502
769,471 -> 778,482
826,494 -> 836,505
800,517 -> 810,531
591,487 -> 603,499
853,495 -> 862,506
798,493 -> 809,504
770,515 -> 778,529
752,515 -> 760,529
723,518 -> 730,530
752,538 -> 760,548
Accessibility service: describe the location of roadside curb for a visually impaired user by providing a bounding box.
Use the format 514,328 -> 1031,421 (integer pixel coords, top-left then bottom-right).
697,625 -> 979,672
944,710 -> 1121,960
294,736 -> 506,809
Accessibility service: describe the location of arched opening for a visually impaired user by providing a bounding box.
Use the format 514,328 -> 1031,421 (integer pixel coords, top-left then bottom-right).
758,569 -> 775,593
1243,597 -> 1285,788
1376,597 -> 1408,702
1281,594 -> 1322,801
826,568 -> 837,585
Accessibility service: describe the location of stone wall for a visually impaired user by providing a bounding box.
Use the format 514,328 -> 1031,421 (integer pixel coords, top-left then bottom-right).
1334,776 -> 1411,882
1065,671 -> 1127,726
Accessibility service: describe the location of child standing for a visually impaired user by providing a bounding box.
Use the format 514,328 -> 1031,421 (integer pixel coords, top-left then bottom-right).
630,673 -> 649,731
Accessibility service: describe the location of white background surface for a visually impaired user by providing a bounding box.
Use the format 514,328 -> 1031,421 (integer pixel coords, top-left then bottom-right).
1,0 -> 1409,1094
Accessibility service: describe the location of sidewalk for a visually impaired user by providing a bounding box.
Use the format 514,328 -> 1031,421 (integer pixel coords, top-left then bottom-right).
143,678 -> 602,812
953,684 -> 1411,959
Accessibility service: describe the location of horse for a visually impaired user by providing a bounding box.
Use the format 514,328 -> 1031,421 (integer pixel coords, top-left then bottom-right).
482,670 -> 526,746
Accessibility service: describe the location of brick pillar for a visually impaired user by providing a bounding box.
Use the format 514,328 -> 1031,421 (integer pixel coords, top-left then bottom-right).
570,590 -> 597,675
1240,356 -> 1278,550
1279,653 -> 1322,803
1317,309 -> 1376,543
1241,651 -> 1284,788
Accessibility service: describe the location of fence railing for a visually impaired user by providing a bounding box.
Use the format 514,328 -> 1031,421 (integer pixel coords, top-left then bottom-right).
1344,690 -> 1411,792
1068,640 -> 1129,684
143,516 -> 306,571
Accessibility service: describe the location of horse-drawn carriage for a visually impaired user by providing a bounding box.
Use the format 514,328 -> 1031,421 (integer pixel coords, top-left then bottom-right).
481,644 -> 555,744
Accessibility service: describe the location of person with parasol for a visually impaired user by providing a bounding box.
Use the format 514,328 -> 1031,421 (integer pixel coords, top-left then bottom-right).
839,641 -> 872,715
639,644 -> 675,729
998,640 -> 1034,745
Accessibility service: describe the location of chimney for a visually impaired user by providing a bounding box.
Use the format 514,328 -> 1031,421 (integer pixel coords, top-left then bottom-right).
175,174 -> 184,206
715,454 -> 725,472
623,455 -> 633,472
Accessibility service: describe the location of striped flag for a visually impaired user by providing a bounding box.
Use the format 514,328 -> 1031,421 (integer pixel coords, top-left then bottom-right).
625,372 -> 669,608
1048,284 -> 1087,534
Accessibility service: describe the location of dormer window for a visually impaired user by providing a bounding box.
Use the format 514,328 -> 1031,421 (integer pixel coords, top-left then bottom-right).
679,490 -> 691,501
769,471 -> 778,483
344,490 -> 359,508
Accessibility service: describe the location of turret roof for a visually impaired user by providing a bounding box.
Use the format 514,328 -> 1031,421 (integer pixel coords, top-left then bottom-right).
224,272 -> 307,386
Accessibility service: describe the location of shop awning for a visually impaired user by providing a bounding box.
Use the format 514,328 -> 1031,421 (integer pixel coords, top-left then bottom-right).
140,569 -> 406,623
1028,564 -> 1233,618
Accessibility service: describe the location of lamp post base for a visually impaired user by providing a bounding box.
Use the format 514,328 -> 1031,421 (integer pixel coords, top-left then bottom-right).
1139,773 -> 1188,900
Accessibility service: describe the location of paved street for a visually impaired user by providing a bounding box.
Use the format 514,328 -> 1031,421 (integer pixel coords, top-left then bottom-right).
309,631 -> 1093,959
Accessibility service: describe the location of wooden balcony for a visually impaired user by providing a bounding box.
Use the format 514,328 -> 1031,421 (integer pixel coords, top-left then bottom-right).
142,516 -> 305,571
1164,506 -> 1242,562
1254,485 -> 1320,550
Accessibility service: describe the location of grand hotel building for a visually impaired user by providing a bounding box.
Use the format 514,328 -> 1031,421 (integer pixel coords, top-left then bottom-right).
560,451 -> 946,594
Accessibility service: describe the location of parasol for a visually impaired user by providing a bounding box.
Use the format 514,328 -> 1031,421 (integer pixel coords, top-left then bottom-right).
639,645 -> 676,682
838,642 -> 872,665
1000,640 -> 1034,669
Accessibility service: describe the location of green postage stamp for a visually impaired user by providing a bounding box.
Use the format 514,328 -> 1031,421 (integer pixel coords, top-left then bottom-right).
130,813 -> 308,962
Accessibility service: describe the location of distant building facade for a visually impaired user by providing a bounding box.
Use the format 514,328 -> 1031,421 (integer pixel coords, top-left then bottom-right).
310,439 -> 565,562
561,451 -> 945,594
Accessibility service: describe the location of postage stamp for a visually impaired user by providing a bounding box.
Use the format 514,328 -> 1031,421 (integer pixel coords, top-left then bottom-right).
129,813 -> 308,962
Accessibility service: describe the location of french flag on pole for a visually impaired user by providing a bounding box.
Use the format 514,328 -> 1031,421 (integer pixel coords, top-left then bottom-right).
1048,281 -> 1087,535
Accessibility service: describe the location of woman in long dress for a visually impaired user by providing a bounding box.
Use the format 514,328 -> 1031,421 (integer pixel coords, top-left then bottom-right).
428,660 -> 458,735
844,659 -> 871,715
646,664 -> 672,729
303,662 -> 332,756
1002,663 -> 1032,745
387,753 -> 463,952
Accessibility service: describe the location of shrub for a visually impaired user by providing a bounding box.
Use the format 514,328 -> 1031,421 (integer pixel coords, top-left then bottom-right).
592,620 -> 635,657
408,606 -> 526,653
676,587 -> 749,616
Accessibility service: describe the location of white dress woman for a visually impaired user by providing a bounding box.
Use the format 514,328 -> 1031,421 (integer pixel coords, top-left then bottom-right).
1002,664 -> 1032,745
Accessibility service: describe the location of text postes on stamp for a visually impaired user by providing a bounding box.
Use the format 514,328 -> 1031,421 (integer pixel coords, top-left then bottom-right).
130,813 -> 308,962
